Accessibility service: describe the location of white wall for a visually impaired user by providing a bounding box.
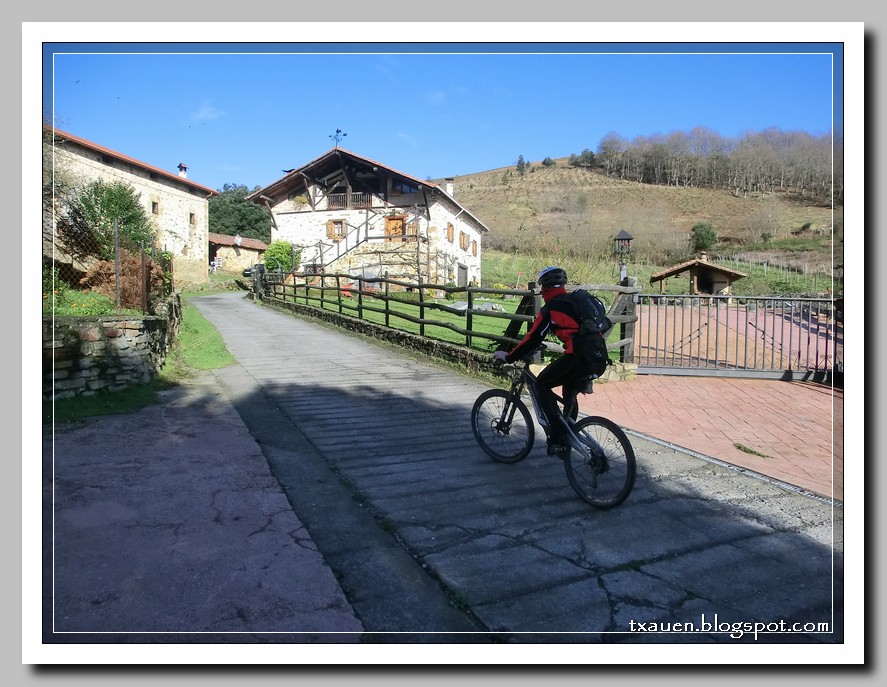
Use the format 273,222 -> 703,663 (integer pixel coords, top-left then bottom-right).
270,197 -> 483,284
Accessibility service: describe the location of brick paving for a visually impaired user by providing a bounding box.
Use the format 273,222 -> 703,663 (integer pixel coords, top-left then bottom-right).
578,375 -> 844,502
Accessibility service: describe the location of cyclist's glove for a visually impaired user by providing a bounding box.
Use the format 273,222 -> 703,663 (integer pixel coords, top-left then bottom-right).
492,350 -> 509,364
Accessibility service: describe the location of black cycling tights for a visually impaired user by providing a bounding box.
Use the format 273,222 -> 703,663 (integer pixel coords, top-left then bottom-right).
535,354 -> 584,440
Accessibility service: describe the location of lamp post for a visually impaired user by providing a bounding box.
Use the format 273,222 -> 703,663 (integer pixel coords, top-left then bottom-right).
613,230 -> 634,283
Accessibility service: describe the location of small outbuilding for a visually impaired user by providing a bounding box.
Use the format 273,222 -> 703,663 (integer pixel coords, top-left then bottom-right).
649,251 -> 747,295
208,233 -> 268,275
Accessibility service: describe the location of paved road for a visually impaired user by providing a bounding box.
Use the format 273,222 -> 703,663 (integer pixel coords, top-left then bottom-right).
187,291 -> 843,645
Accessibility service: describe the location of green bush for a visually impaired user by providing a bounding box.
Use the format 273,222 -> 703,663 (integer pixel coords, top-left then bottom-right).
264,240 -> 297,272
390,290 -> 421,303
690,222 -> 718,252
56,179 -> 156,261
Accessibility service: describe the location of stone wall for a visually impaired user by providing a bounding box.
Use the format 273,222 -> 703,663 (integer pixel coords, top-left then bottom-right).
43,295 -> 183,401
49,132 -> 211,288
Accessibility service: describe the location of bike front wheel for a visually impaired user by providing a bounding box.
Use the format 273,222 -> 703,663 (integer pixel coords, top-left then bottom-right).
471,389 -> 535,463
565,416 -> 636,508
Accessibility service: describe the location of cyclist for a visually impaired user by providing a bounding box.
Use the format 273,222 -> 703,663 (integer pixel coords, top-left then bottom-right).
492,266 -> 593,458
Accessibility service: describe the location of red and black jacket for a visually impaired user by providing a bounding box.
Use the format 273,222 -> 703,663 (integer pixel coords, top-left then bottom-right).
505,290 -> 582,362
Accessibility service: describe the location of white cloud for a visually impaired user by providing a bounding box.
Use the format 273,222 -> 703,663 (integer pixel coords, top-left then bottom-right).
396,132 -> 417,148
191,100 -> 224,122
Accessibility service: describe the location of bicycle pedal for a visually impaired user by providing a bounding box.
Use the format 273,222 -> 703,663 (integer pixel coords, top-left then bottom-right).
547,443 -> 570,460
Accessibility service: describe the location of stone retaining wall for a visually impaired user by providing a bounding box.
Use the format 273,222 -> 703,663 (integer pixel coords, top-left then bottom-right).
43,295 -> 183,401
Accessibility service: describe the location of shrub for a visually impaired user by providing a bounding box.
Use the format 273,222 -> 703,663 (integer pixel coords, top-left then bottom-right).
264,240 -> 298,272
690,222 -> 718,253
56,179 -> 156,260
390,290 -> 421,303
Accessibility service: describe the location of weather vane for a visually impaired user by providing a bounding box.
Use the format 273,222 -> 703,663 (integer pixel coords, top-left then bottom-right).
329,128 -> 347,148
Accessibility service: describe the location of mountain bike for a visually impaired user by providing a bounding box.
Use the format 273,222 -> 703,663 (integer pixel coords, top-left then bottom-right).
471,346 -> 636,508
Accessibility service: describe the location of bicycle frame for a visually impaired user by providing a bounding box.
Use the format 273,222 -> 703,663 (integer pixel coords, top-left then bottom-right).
502,361 -> 604,462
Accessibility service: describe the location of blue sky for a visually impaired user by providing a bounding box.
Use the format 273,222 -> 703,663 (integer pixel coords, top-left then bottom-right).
42,39 -> 844,194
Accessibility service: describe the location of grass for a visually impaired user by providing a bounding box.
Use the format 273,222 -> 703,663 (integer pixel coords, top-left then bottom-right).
450,161 -> 842,261
44,288 -> 143,318
733,442 -> 773,459
44,242 -> 835,426
481,248 -> 841,297
45,295 -> 236,424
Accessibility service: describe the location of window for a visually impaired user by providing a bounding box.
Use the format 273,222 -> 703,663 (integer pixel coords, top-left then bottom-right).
446,223 -> 454,243
407,221 -> 418,236
459,231 -> 469,251
152,201 -> 159,215
326,219 -> 346,241
392,179 -> 419,194
189,213 -> 196,225
471,240 -> 478,257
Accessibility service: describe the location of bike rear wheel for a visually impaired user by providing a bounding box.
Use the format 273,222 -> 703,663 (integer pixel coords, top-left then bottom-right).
565,416 -> 636,508
471,389 -> 535,463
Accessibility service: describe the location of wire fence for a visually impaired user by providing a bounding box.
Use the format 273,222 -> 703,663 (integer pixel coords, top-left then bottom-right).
44,218 -> 174,316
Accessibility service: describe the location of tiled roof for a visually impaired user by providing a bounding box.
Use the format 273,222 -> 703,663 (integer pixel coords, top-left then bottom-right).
44,125 -> 219,197
650,258 -> 748,283
208,233 -> 268,251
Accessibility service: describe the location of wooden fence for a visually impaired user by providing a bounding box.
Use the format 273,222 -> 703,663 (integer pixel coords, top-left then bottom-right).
257,270 -> 638,358
252,271 -> 840,382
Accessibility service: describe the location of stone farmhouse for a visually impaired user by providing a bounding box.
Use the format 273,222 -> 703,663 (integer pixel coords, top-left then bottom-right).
247,148 -> 490,287
43,125 -> 219,287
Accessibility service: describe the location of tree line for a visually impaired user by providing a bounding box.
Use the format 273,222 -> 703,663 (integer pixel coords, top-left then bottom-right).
588,126 -> 842,204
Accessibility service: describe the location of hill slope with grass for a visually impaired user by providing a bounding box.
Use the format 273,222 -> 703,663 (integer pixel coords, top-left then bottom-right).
442,158 -> 842,280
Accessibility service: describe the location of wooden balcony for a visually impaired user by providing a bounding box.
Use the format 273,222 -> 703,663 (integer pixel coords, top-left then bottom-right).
328,192 -> 373,210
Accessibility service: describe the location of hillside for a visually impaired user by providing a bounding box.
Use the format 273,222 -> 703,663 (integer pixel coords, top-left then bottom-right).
442,158 -> 842,275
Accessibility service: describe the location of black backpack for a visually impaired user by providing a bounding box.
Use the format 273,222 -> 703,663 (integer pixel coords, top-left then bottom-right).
565,289 -> 613,378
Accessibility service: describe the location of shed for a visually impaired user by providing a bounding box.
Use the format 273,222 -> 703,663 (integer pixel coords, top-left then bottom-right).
650,251 -> 747,295
208,233 -> 268,274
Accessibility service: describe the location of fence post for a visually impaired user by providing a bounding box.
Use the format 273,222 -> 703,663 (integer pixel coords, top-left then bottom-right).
418,275 -> 425,338
530,280 -> 543,363
253,266 -> 262,300
384,272 -> 390,328
621,276 -> 637,363
140,241 -> 148,314
114,219 -> 121,312
336,274 -> 343,314
357,276 -> 364,319
466,283 -> 474,349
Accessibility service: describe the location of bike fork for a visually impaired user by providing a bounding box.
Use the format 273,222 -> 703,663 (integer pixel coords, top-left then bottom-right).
497,383 -> 524,430
564,418 -> 608,481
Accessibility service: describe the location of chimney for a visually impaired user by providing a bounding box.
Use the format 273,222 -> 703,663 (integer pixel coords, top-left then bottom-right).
445,178 -> 454,196
699,251 -> 708,262
177,162 -> 188,178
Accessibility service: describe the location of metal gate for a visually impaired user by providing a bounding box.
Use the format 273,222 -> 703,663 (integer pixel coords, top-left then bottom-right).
632,294 -> 842,381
